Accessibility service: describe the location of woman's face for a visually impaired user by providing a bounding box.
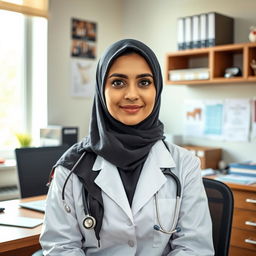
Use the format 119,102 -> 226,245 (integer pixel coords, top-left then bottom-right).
104,53 -> 156,126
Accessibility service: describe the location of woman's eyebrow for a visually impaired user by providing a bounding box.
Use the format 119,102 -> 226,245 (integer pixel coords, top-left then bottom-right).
108,73 -> 153,79
108,73 -> 128,79
136,73 -> 153,78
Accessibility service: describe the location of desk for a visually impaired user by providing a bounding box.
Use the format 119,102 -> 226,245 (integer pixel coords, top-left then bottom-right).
207,176 -> 256,255
0,195 -> 45,256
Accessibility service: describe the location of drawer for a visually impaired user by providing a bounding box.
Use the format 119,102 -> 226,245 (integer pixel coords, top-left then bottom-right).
230,228 -> 256,251
229,246 -> 256,256
233,208 -> 256,231
233,190 -> 256,211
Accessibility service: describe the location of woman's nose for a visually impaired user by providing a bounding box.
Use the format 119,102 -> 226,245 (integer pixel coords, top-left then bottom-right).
124,84 -> 139,101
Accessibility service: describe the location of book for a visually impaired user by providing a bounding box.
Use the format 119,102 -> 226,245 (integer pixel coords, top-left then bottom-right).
215,174 -> 256,185
229,161 -> 256,170
169,68 -> 209,81
229,170 -> 256,177
229,167 -> 256,174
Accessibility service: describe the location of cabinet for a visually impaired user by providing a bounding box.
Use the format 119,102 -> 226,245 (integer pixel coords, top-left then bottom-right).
221,182 -> 256,255
165,42 -> 256,85
181,145 -> 221,169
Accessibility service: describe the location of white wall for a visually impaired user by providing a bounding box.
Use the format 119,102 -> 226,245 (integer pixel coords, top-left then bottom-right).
122,0 -> 256,164
48,0 -> 256,165
48,0 -> 122,138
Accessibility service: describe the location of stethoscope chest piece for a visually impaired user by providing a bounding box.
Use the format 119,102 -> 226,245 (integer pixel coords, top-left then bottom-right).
83,215 -> 96,229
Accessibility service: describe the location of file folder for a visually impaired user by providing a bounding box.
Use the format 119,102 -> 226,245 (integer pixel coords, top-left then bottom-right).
207,12 -> 234,47
184,16 -> 192,49
177,17 -> 185,50
200,13 -> 207,48
192,15 -> 200,48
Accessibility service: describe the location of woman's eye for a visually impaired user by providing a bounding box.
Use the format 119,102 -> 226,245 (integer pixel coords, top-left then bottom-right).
139,79 -> 152,87
112,79 -> 125,88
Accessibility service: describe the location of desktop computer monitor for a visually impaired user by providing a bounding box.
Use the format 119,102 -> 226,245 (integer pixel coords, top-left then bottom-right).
15,145 -> 69,198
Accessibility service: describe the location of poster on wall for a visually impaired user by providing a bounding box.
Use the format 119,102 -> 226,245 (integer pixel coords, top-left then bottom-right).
222,99 -> 250,142
184,100 -> 205,137
70,18 -> 97,98
71,18 -> 97,59
203,100 -> 224,140
251,98 -> 256,139
70,59 -> 96,98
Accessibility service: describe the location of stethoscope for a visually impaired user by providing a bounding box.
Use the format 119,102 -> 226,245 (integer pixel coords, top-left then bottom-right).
61,151 -> 182,235
61,152 -> 97,230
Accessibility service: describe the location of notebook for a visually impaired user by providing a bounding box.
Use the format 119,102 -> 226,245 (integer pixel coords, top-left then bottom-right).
19,199 -> 46,212
0,216 -> 43,228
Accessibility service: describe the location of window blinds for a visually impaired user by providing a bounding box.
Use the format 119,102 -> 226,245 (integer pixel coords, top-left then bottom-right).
0,0 -> 48,18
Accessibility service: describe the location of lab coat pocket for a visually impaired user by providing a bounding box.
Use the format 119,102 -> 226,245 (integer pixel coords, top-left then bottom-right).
153,198 -> 177,248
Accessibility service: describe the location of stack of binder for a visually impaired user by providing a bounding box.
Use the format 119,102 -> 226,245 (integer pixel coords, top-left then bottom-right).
229,161 -> 256,177
177,12 -> 234,50
216,161 -> 256,185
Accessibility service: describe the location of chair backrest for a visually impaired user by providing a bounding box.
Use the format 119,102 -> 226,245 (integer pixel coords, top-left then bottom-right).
15,145 -> 69,198
203,178 -> 234,256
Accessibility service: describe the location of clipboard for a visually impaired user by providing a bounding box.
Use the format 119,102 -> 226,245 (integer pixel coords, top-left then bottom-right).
0,215 -> 43,228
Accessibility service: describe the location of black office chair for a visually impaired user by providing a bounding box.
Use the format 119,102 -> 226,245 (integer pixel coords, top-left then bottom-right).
15,145 -> 69,198
203,178 -> 234,256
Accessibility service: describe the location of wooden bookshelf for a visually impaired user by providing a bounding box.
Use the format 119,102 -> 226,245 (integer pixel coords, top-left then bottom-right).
165,42 -> 256,85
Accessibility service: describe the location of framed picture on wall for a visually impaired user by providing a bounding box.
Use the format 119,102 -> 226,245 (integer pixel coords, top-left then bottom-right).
71,18 -> 97,59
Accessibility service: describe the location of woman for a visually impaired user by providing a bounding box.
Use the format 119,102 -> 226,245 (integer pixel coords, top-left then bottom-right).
40,39 -> 214,255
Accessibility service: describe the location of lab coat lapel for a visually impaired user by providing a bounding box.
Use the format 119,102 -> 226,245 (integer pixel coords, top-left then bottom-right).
93,157 -> 133,221
132,140 -> 176,216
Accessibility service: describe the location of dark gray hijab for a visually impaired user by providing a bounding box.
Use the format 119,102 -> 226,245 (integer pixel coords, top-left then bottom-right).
83,39 -> 164,170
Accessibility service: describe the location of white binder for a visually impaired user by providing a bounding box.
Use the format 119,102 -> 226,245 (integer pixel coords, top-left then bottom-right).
184,16 -> 192,49
200,13 -> 207,48
177,17 -> 185,50
192,15 -> 200,48
208,12 -> 215,47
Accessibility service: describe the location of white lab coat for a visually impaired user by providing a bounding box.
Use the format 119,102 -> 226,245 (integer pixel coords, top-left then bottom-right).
40,140 -> 214,256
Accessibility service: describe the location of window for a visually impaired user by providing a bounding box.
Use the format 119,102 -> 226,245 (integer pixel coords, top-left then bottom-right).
0,9 -> 47,157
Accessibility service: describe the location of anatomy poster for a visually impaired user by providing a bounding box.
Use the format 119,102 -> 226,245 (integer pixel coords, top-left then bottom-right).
71,59 -> 96,98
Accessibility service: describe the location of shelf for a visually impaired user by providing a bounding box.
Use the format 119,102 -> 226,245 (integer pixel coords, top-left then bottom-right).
165,42 -> 256,85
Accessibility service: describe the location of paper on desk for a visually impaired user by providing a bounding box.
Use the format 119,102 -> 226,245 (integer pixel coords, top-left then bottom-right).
215,174 -> 256,185
222,99 -> 250,142
0,216 -> 43,228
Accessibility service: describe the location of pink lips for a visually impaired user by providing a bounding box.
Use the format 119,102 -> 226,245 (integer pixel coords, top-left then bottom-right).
120,105 -> 142,114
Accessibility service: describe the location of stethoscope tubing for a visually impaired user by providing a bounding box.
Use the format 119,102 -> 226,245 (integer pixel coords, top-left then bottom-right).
154,168 -> 181,234
61,152 -> 182,235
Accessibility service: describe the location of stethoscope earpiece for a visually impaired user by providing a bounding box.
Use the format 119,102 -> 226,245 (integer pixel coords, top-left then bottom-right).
83,215 -> 96,229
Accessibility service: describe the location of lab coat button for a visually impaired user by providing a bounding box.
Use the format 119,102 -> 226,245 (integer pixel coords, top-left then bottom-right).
128,240 -> 135,247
